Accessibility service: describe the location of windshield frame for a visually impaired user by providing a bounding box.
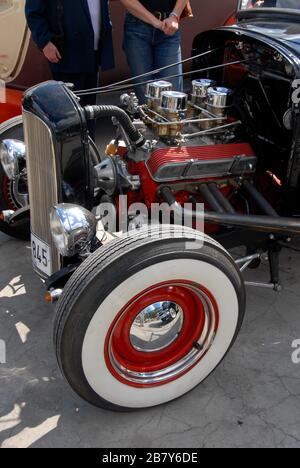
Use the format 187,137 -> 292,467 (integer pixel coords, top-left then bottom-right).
237,0 -> 300,17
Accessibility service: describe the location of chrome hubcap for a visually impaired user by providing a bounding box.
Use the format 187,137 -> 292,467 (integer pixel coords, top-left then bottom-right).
130,301 -> 184,352
106,281 -> 219,387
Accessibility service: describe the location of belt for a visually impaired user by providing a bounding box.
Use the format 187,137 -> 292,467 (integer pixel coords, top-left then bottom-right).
152,11 -> 171,21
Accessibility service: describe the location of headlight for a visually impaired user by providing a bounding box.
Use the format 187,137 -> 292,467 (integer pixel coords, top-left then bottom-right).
0,140 -> 26,180
50,204 -> 97,257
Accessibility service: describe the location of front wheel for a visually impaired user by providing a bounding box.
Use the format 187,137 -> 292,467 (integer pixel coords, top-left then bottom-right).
54,226 -> 245,411
0,116 -> 30,240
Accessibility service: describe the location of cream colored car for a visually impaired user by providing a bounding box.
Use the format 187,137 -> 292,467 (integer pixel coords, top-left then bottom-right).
0,1 -> 30,239
0,0 -> 30,83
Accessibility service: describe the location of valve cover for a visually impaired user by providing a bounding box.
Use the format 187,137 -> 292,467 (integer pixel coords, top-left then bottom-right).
146,143 -> 257,182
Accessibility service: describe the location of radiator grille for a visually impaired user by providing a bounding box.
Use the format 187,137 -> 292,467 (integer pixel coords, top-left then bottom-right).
23,111 -> 61,276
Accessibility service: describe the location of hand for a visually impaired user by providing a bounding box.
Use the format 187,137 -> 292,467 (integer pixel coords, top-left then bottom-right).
162,17 -> 179,36
43,42 -> 62,63
151,17 -> 164,31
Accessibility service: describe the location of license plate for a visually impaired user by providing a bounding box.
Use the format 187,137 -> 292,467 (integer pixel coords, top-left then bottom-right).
31,234 -> 52,277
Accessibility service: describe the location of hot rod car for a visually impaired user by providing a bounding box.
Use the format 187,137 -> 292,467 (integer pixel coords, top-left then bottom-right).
1,1 -> 300,411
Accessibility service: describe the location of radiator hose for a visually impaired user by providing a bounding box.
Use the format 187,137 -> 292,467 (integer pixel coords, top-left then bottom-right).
84,105 -> 145,147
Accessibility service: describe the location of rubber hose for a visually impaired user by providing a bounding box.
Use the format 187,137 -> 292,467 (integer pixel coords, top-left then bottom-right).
84,105 -> 145,147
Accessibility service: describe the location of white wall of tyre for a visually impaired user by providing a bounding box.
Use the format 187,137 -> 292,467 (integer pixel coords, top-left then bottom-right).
82,258 -> 239,409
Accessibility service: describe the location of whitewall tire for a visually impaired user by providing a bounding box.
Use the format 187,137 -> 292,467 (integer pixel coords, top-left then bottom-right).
54,226 -> 245,411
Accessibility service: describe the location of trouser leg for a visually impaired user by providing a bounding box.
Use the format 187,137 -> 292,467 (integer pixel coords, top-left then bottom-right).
154,29 -> 183,92
123,16 -> 155,103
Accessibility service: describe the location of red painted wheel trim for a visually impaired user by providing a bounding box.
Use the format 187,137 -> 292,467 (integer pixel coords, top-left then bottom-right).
104,280 -> 219,388
1,175 -> 16,211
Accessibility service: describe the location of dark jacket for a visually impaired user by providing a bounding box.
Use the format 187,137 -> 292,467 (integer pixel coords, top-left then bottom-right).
25,0 -> 115,73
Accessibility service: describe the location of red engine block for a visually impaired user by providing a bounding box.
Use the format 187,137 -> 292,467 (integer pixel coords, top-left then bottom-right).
124,142 -> 257,234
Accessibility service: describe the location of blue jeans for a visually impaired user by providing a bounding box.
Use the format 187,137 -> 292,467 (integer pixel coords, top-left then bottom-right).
123,14 -> 183,103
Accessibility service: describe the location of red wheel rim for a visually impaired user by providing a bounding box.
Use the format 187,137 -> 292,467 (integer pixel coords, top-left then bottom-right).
2,175 -> 16,210
104,280 -> 219,388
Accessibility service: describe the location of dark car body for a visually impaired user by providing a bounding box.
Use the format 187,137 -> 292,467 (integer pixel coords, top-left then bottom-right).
192,7 -> 300,198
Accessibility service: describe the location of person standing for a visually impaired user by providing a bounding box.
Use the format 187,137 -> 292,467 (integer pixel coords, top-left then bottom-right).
121,0 -> 192,103
25,0 -> 115,109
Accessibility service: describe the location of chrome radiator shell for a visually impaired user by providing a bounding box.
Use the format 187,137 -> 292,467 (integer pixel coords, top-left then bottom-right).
22,81 -> 94,279
23,110 -> 61,277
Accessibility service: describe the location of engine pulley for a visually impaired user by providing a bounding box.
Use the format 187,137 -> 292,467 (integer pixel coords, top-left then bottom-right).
94,156 -> 140,196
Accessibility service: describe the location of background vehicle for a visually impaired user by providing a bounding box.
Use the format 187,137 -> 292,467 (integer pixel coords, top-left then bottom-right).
0,1 -> 29,238
2,0 -> 300,411
0,1 -> 28,124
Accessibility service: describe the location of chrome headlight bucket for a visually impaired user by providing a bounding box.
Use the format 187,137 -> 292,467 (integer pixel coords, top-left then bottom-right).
0,139 -> 26,180
50,204 -> 97,257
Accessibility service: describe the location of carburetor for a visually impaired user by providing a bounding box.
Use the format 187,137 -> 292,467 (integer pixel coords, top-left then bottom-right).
190,78 -> 216,108
143,82 -> 188,140
121,79 -> 236,146
157,91 -> 188,139
145,81 -> 172,112
201,86 -> 234,130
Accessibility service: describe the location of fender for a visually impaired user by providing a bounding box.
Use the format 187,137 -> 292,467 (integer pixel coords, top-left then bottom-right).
0,88 -> 22,124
